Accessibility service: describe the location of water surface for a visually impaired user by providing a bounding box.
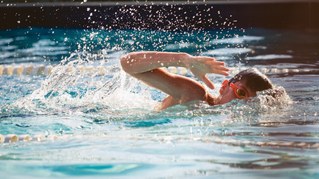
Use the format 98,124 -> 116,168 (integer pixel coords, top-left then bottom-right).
0,27 -> 319,178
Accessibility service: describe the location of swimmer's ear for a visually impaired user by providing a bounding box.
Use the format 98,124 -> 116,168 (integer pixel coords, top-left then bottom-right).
202,75 -> 215,89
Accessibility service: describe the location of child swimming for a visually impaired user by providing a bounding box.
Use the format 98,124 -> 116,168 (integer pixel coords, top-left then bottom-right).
121,51 -> 273,110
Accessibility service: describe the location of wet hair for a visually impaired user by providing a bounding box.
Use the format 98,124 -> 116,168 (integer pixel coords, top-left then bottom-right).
230,68 -> 273,93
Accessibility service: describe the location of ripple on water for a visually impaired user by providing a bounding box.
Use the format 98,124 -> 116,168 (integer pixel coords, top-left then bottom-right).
39,163 -> 144,176
201,48 -> 252,56
0,38 -> 14,45
210,35 -> 264,44
1,28 -> 319,178
246,54 -> 293,60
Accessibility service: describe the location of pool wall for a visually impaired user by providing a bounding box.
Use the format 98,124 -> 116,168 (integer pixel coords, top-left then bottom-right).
1,1 -> 319,30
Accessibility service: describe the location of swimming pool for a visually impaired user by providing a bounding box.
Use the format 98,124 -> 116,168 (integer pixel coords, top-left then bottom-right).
0,27 -> 319,178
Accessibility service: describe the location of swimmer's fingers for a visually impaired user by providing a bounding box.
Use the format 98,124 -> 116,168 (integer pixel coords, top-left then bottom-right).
213,67 -> 230,76
190,56 -> 228,85
208,61 -> 230,76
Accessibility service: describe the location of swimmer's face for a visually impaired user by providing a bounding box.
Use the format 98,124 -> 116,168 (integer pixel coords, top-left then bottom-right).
217,80 -> 256,104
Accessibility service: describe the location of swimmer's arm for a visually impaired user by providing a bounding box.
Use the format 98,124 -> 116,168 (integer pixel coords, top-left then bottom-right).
120,51 -> 229,109
120,51 -> 229,89
128,68 -> 208,109
120,51 -> 190,74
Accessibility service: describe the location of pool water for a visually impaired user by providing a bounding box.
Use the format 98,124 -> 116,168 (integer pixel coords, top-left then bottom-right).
0,27 -> 319,178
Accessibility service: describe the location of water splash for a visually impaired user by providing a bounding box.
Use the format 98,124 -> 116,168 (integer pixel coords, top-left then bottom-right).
254,86 -> 292,111
219,85 -> 292,126
12,51 -> 158,120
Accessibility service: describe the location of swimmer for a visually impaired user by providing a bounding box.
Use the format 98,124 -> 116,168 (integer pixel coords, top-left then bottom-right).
121,51 -> 273,110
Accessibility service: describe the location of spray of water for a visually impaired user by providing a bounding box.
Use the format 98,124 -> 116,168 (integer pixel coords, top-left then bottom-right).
0,5 -> 291,124
217,85 -> 292,127
12,50 -> 158,120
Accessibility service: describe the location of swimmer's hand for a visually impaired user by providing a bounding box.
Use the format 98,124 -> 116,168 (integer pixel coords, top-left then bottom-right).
188,56 -> 229,89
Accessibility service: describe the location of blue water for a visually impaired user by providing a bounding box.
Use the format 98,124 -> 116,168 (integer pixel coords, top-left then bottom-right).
1,27 -> 319,178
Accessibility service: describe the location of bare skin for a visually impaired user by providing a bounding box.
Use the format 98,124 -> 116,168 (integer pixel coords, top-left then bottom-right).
120,51 -> 252,110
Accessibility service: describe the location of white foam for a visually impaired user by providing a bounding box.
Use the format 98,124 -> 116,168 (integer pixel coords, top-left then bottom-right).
253,86 -> 292,112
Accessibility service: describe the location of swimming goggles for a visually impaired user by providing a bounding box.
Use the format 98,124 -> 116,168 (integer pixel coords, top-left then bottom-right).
220,79 -> 248,99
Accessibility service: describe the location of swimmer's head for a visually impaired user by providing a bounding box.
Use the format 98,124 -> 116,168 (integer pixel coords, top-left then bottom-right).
217,68 -> 273,104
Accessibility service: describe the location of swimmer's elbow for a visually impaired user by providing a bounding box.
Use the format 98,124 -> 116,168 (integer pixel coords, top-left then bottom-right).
120,52 -> 149,75
120,54 -> 132,74
120,51 -> 148,74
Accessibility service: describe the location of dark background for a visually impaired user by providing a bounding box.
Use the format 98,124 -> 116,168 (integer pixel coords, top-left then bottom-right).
1,1 -> 319,30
